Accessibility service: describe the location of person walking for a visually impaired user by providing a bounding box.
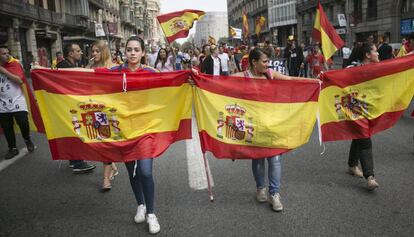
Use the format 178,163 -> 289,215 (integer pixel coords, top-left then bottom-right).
378,35 -> 393,61
0,45 -> 35,159
57,43 -> 96,173
86,40 -> 119,190
232,48 -> 315,212
284,35 -> 304,76
345,42 -> 380,190
95,36 -> 161,234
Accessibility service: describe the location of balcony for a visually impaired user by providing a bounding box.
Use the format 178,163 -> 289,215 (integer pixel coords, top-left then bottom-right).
0,0 -> 38,19
0,0 -> 70,26
89,0 -> 104,8
64,13 -> 89,29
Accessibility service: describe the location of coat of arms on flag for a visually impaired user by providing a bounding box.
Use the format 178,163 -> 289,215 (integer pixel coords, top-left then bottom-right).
70,100 -> 122,141
334,90 -> 368,120
216,103 -> 254,143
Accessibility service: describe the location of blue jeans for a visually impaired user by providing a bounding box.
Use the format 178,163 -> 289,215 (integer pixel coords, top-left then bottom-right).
252,155 -> 282,195
125,159 -> 155,214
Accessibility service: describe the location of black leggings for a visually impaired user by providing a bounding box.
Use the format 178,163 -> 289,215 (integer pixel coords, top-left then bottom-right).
0,111 -> 30,149
348,138 -> 374,178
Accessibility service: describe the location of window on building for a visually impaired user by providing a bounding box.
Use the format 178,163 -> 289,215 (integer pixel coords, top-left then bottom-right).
367,0 -> 377,19
401,0 -> 414,13
47,0 -> 56,11
353,0 -> 362,23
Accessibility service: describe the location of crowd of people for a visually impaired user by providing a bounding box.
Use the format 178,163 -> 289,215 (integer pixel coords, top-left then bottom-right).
1,31 -> 414,235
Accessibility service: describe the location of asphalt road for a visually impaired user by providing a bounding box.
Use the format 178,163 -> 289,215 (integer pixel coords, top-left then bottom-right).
0,107 -> 413,237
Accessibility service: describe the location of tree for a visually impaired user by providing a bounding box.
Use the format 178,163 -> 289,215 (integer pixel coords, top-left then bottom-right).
171,41 -> 181,49
181,41 -> 193,50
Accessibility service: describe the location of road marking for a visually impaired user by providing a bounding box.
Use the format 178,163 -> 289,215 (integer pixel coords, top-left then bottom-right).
0,147 -> 31,172
186,116 -> 214,190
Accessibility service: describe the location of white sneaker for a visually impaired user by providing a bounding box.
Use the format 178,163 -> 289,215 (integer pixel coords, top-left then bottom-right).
147,214 -> 160,234
134,205 -> 146,224
269,193 -> 283,212
367,176 -> 379,190
256,188 -> 267,202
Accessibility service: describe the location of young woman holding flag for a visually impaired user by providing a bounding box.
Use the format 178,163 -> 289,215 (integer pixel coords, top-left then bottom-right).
51,36 -> 161,234
231,48 -> 315,212
345,42 -> 380,190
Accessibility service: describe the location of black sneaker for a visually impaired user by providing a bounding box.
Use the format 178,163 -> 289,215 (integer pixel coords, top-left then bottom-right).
72,162 -> 96,173
25,140 -> 35,152
4,148 -> 19,160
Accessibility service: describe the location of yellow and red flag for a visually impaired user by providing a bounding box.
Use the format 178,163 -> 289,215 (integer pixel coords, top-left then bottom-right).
208,35 -> 216,45
312,1 -> 344,60
242,10 -> 249,40
31,70 -> 192,162
319,54 -> 414,142
255,16 -> 266,37
157,9 -> 205,43
0,58 -> 44,134
193,74 -> 320,159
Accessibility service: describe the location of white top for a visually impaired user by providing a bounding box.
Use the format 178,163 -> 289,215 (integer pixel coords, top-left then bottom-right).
155,56 -> 174,72
342,47 -> 351,59
213,56 -> 221,76
0,73 -> 28,113
147,53 -> 158,68
218,53 -> 229,72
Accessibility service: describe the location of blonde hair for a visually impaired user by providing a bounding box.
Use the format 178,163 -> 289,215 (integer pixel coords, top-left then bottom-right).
87,40 -> 114,68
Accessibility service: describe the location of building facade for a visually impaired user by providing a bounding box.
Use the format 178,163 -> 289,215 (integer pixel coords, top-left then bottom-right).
194,12 -> 228,46
268,0 -> 298,46
297,0 -> 414,47
227,0 -> 269,44
0,0 -> 162,72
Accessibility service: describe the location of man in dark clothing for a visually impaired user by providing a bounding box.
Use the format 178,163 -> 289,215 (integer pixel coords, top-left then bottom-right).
57,43 -> 96,173
284,36 -> 304,76
378,35 -> 393,61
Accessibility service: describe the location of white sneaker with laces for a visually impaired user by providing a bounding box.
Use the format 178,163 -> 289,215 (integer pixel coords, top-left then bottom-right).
269,193 -> 283,212
147,214 -> 161,234
134,205 -> 146,224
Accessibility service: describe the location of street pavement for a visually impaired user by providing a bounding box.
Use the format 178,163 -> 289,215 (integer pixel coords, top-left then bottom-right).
0,101 -> 414,237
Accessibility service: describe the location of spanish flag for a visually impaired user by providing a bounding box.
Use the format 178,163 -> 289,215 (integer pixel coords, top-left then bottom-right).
0,58 -> 44,134
208,35 -> 216,45
319,54 -> 414,142
193,74 -> 320,159
157,9 -> 205,43
242,10 -> 249,40
312,1 -> 344,60
255,16 -> 266,37
31,70 -> 192,162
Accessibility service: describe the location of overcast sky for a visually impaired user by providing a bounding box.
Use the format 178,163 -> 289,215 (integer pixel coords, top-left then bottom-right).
159,0 -> 227,14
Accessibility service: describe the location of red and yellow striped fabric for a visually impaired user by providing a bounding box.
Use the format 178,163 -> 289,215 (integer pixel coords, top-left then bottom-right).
312,1 -> 344,61
157,9 -> 205,43
193,74 -> 320,159
0,58 -> 44,134
31,69 -> 192,162
319,54 -> 414,142
242,10 -> 249,40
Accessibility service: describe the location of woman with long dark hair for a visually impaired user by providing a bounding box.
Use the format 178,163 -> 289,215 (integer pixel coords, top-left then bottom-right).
154,47 -> 174,72
345,42 -> 380,190
53,36 -> 161,234
232,48 -> 314,212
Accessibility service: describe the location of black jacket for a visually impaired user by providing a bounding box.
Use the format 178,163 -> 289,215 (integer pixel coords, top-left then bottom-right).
56,59 -> 78,68
201,55 -> 222,75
